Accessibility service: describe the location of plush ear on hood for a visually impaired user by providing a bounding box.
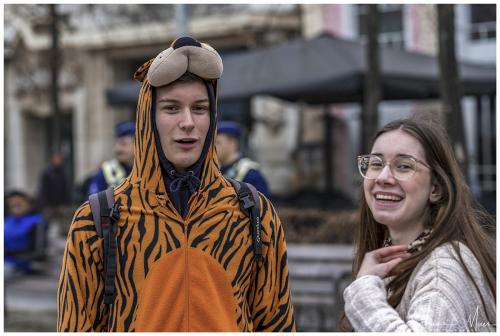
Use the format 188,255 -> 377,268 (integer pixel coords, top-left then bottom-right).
146,36 -> 223,87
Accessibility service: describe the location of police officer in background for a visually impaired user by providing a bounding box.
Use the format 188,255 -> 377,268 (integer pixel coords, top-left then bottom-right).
87,121 -> 135,195
216,121 -> 270,197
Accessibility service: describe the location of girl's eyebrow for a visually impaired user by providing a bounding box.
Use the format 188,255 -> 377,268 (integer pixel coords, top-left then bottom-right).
370,153 -> 420,159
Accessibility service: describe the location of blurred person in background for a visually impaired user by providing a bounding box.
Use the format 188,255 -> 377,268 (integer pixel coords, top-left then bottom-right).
4,190 -> 47,275
38,152 -> 70,235
73,163 -> 100,204
216,120 -> 270,197
339,118 -> 496,332
87,121 -> 135,196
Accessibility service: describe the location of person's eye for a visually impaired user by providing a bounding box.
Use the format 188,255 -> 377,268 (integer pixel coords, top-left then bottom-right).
369,159 -> 383,169
398,164 -> 411,170
161,105 -> 179,113
193,105 -> 209,114
395,160 -> 413,171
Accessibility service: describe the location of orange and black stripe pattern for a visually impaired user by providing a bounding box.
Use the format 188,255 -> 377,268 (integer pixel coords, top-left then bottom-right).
57,59 -> 295,332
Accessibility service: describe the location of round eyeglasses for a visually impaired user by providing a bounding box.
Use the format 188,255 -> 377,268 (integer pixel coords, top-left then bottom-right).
357,154 -> 431,181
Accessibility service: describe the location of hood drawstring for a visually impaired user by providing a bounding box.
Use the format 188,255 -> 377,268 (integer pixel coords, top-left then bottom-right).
169,170 -> 201,194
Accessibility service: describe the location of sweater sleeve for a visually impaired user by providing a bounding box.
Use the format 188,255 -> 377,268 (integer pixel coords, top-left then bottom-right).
343,247 -> 492,332
344,246 -> 496,332
344,274 -> 467,332
57,204 -> 109,331
249,196 -> 296,332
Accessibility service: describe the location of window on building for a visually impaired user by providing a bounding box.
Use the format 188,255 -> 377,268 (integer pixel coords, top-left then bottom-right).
470,4 -> 496,41
358,4 -> 404,48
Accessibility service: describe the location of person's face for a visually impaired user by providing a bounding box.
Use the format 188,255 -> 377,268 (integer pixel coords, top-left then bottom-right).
51,153 -> 63,167
216,133 -> 238,165
114,135 -> 135,166
363,129 -> 438,232
7,195 -> 31,217
155,80 -> 210,171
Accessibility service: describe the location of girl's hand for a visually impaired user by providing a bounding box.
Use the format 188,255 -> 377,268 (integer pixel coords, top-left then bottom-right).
357,245 -> 411,279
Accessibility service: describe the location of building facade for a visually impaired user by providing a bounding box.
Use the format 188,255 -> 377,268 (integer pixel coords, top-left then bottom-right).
4,4 -> 301,197
4,4 -> 496,207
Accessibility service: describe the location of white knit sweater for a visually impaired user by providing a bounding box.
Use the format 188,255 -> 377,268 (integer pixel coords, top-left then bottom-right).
343,242 -> 496,332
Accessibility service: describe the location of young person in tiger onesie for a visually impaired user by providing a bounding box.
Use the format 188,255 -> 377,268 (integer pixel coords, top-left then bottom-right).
57,36 -> 296,332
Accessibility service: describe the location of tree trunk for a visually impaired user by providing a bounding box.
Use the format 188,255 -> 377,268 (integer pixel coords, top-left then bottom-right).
437,4 -> 469,178
324,107 -> 333,193
362,4 -> 381,154
50,4 -> 61,154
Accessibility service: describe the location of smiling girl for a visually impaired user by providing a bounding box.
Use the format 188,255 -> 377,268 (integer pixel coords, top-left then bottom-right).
339,118 -> 496,332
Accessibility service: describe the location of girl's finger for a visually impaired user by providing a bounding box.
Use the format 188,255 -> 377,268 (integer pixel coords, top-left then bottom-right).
380,252 -> 412,263
382,257 -> 404,276
374,244 -> 409,259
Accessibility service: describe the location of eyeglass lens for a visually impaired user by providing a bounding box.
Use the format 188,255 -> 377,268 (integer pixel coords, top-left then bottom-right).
359,155 -> 417,180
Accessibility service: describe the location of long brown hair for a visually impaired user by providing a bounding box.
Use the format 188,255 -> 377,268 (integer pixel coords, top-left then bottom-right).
338,117 -> 496,331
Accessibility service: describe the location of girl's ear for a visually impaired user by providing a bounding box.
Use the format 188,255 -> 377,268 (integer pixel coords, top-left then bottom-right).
429,181 -> 442,204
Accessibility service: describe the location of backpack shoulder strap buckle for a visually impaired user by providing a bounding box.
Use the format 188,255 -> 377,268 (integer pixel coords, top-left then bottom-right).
110,201 -> 120,222
240,192 -> 255,209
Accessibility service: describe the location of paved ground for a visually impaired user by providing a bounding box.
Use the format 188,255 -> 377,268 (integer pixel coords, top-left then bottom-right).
4,225 -> 65,332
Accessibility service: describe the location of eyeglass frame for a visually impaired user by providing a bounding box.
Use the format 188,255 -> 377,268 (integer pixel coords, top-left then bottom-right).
357,154 -> 431,181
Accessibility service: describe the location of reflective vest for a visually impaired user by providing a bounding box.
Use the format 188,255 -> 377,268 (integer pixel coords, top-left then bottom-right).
102,159 -> 127,187
225,157 -> 260,182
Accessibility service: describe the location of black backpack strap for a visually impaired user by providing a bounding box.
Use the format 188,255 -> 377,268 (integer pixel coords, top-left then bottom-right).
89,187 -> 115,237
227,178 -> 262,262
89,187 -> 120,305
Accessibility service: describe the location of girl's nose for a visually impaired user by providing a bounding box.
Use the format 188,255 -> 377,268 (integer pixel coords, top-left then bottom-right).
375,164 -> 396,184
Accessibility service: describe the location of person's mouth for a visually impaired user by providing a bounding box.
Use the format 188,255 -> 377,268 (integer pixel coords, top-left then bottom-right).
175,137 -> 198,149
373,192 -> 404,209
374,192 -> 403,202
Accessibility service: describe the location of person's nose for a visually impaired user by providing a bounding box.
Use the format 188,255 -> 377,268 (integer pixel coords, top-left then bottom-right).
179,108 -> 195,131
375,163 -> 396,184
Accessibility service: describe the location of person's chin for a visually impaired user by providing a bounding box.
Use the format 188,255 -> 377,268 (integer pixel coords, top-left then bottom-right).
116,156 -> 127,163
371,206 -> 405,227
173,155 -> 198,171
373,214 -> 400,227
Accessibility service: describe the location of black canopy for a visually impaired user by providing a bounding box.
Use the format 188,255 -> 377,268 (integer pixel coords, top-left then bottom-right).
218,33 -> 495,103
107,33 -> 495,106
